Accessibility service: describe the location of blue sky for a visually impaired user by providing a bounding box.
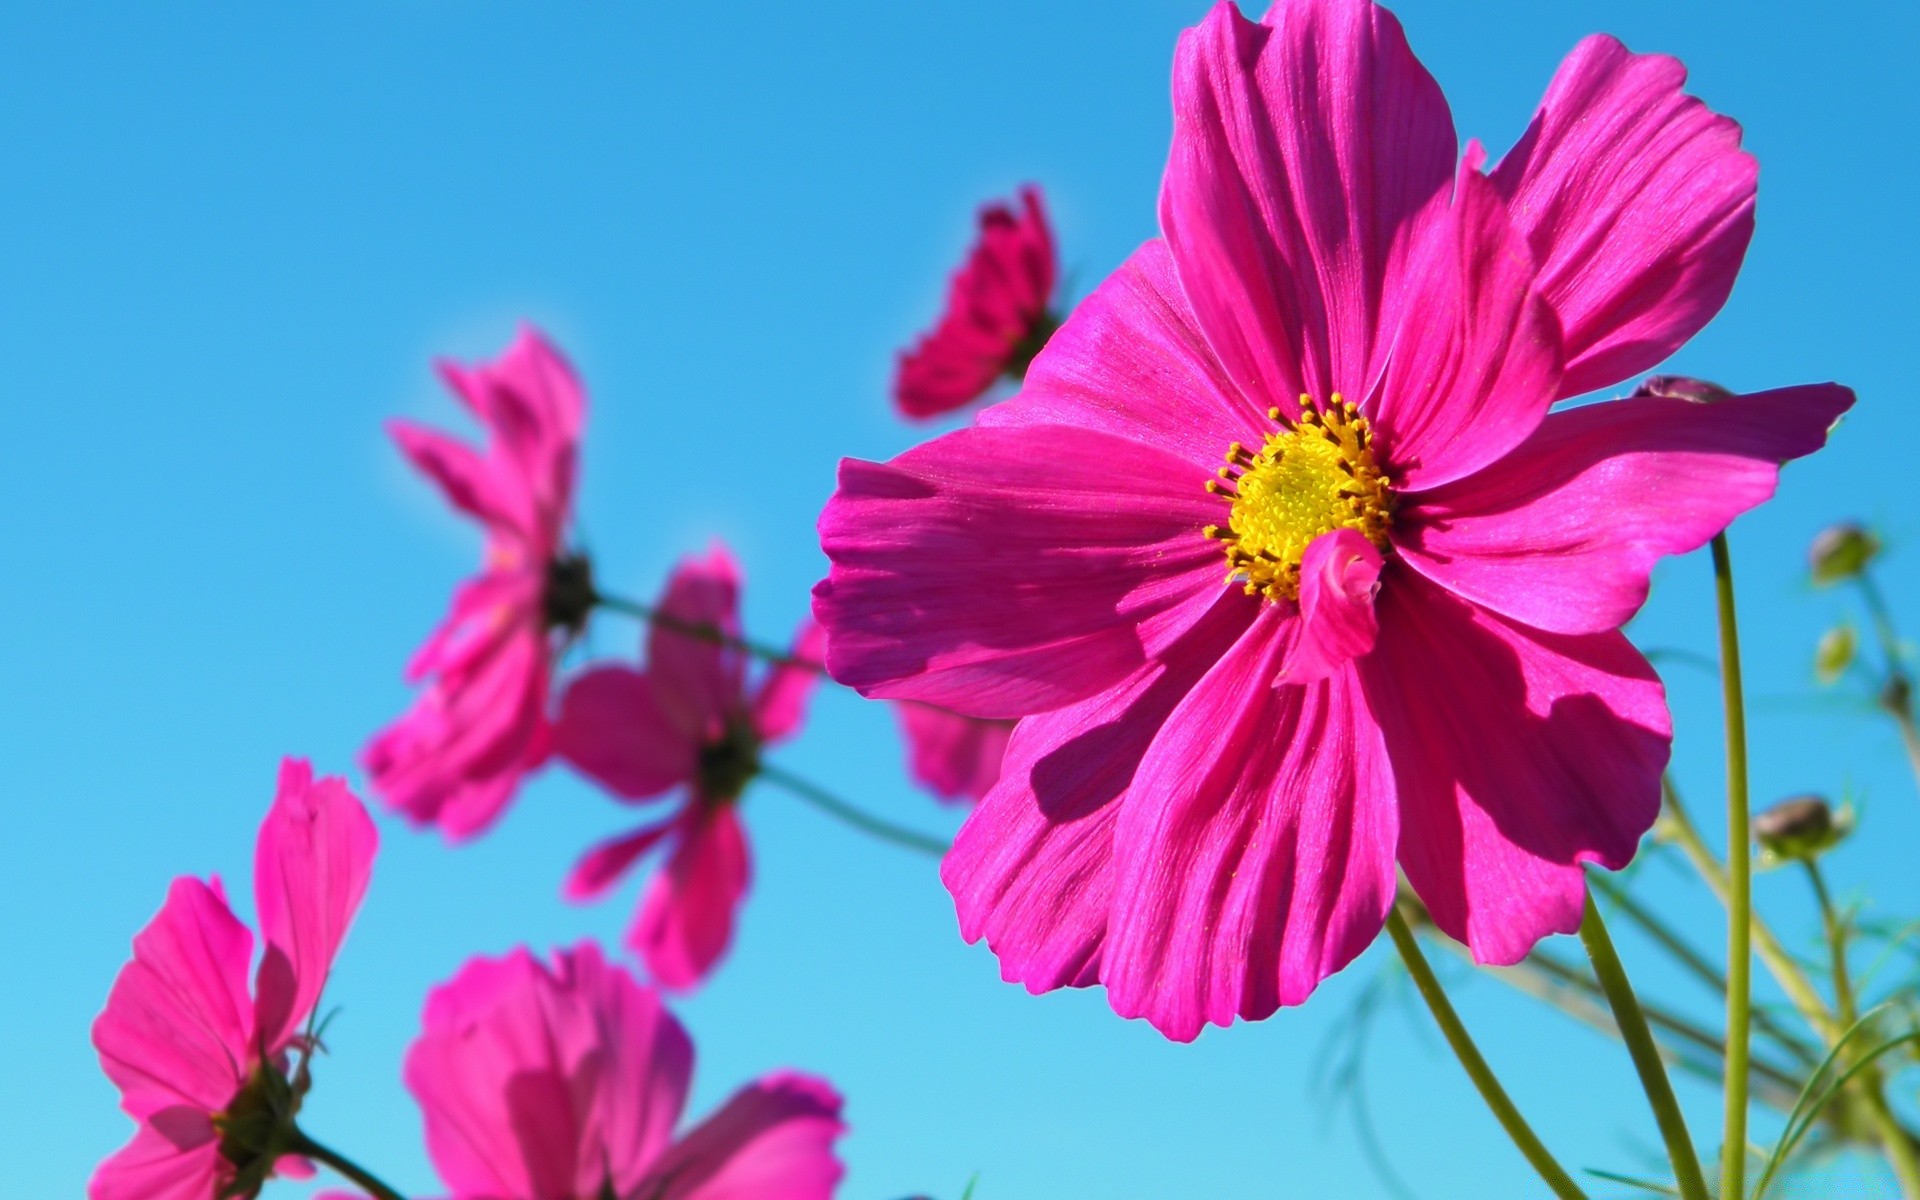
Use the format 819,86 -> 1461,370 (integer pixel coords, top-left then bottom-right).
5,1 -> 1919,1196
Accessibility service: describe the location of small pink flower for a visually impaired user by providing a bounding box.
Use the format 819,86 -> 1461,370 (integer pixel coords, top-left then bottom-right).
91,760 -> 378,1200
895,186 -> 1061,419
896,703 -> 1014,805
405,942 -> 845,1200
816,0 -> 1853,1039
364,325 -> 589,841
554,544 -> 825,991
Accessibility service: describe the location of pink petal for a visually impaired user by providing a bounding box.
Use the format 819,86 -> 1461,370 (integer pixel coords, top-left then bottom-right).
649,545 -> 749,742
252,759 -> 379,1055
90,1120 -> 225,1200
568,943 -> 697,1198
1364,150 -> 1562,490
631,807 -> 752,992
1397,383 -> 1855,635
436,325 -> 584,546
388,420 -> 531,541
815,424 -> 1226,718
1283,529 -> 1383,685
1490,35 -> 1756,398
895,703 -> 1016,805
644,1072 -> 846,1200
563,819 -> 679,903
751,619 -> 828,745
93,877 -> 253,1119
1362,570 -> 1669,964
554,666 -> 700,800
979,239 -> 1268,470
1159,0 -> 1455,407
943,588 -> 1254,994
1102,610 -> 1398,1041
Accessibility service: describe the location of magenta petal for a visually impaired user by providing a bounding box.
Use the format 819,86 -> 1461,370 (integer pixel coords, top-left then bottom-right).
1159,0 -> 1455,405
816,424 -> 1225,718
437,325 -> 584,534
1491,35 -> 1756,398
388,421 -> 529,540
1398,383 -> 1855,635
896,703 -> 1015,805
645,1072 -> 846,1200
1284,529 -> 1383,685
251,759 -> 379,1054
563,820 -> 679,903
751,619 -> 828,745
1364,571 -> 1669,964
1365,152 -> 1562,490
93,877 -> 253,1119
650,545 -> 749,742
554,666 -> 700,800
631,807 -> 752,992
90,1121 -> 225,1200
1102,610 -> 1398,1041
980,240 -> 1268,468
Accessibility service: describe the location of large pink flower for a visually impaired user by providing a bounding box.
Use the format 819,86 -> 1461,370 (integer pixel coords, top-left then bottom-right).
404,942 -> 845,1200
364,326 -> 589,841
896,704 -> 1014,805
815,0 -> 1853,1040
554,544 -> 825,991
895,186 -> 1061,419
91,760 -> 378,1199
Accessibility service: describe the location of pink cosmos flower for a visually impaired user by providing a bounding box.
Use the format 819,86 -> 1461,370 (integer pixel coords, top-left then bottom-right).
91,760 -> 377,1199
403,942 -> 844,1200
895,186 -> 1061,419
815,0 -> 1854,1040
896,703 -> 1014,805
364,326 -> 589,841
554,544 -> 825,991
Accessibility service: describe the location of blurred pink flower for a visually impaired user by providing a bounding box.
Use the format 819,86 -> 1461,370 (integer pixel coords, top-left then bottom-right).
364,326 -> 588,841
405,942 -> 844,1200
895,186 -> 1060,419
816,0 -> 1853,1039
554,544 -> 825,991
91,760 -> 377,1200
896,704 -> 1014,805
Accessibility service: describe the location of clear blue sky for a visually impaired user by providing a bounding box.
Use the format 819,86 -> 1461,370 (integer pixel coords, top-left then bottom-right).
5,2 -> 1918,1196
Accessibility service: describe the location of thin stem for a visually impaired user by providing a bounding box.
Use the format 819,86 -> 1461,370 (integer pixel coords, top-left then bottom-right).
1854,571 -> 1920,797
1579,893 -> 1711,1200
1383,905 -> 1588,1200
1713,531 -> 1754,1200
1855,570 -> 1904,675
289,1129 -> 407,1200
757,763 -> 949,858
592,591 -> 826,674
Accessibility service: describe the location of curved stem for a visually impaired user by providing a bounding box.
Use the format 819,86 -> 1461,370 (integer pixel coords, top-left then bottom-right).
1712,532 -> 1753,1200
593,591 -> 826,675
289,1129 -> 407,1200
1578,893 -> 1711,1200
758,763 -> 949,858
1383,905 -> 1588,1200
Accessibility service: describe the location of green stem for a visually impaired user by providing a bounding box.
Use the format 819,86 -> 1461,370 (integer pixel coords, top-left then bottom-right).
1579,893 -> 1711,1200
757,763 -> 949,858
288,1129 -> 407,1200
1853,571 -> 1920,799
592,591 -> 826,674
1713,531 -> 1754,1200
1383,906 -> 1588,1200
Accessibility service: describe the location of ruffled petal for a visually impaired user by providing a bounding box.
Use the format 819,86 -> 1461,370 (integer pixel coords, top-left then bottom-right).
1363,570 -> 1669,964
436,325 -> 584,549
89,1119 -> 225,1200
1159,0 -> 1455,407
649,545 -> 749,742
388,420 -> 531,540
895,703 -> 1016,805
252,759 -> 379,1054
93,877 -> 253,1119
1102,610 -> 1398,1041
1490,35 -> 1756,398
554,667 -> 701,800
1283,528 -> 1383,685
751,619 -> 828,745
1397,383 -> 1854,634
630,807 -> 752,992
644,1073 -> 846,1200
562,819 -> 679,903
1363,151 -> 1562,490
815,424 -> 1226,718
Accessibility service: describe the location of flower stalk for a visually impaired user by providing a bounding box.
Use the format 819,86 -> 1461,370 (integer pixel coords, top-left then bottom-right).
593,590 -> 826,674
288,1129 -> 407,1200
757,762 -> 950,858
1712,532 -> 1754,1200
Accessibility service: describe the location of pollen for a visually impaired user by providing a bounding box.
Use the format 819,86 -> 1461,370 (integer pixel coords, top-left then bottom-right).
1203,393 -> 1393,602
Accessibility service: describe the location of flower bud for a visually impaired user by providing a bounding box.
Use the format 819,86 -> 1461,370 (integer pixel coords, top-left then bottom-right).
1815,625 -> 1857,685
1632,375 -> 1735,405
1809,522 -> 1879,586
1753,794 -> 1845,864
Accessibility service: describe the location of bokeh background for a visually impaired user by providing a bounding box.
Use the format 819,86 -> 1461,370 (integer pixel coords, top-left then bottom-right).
5,1 -> 1918,1196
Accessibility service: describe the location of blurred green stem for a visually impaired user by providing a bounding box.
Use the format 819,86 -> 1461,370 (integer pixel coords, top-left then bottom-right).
758,762 -> 949,858
593,590 -> 825,673
1713,532 -> 1753,1200
289,1130 -> 406,1200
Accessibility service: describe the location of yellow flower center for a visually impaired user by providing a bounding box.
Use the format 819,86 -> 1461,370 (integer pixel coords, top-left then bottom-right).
1204,394 -> 1393,602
